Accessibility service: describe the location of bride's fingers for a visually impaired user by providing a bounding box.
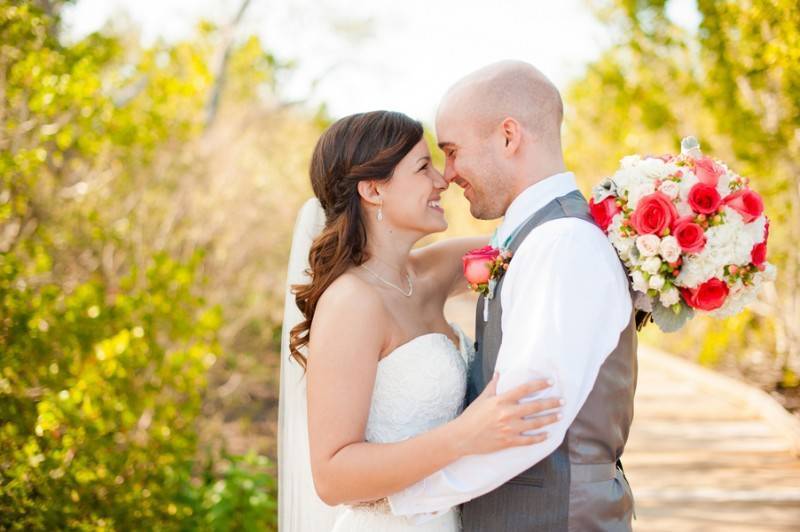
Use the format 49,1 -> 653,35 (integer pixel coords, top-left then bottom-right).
511,432 -> 549,446
516,397 -> 564,418
517,412 -> 562,433
499,378 -> 553,403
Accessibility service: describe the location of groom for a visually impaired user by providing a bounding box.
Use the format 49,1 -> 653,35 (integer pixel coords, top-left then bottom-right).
387,61 -> 638,530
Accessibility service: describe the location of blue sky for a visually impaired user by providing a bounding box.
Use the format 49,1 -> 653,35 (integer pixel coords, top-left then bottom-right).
62,0 -> 700,123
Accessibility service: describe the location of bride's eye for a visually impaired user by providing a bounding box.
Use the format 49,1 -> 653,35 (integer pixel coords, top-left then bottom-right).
418,163 -> 428,172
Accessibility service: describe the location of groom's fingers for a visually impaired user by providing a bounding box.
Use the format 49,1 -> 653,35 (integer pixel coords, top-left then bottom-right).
500,378 -> 553,403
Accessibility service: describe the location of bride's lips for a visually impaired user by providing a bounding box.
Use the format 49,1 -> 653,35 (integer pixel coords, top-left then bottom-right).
427,198 -> 444,213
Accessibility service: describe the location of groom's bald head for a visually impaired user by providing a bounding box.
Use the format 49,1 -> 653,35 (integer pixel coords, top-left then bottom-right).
438,60 -> 563,144
435,61 -> 566,220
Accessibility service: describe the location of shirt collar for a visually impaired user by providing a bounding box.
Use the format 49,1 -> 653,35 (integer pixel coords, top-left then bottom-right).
496,171 -> 579,246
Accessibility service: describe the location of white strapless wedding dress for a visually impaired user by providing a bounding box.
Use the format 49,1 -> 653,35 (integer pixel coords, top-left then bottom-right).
331,324 -> 475,532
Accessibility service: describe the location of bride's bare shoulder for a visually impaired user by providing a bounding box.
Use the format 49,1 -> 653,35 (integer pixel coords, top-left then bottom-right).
312,270 -> 389,336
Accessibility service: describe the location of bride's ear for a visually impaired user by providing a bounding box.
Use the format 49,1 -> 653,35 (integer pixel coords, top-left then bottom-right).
356,180 -> 383,207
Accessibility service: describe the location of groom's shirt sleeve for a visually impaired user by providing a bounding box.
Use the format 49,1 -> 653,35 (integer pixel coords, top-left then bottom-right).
387,218 -> 632,521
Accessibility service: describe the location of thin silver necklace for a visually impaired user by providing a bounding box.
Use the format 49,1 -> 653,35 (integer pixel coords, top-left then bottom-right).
359,263 -> 413,297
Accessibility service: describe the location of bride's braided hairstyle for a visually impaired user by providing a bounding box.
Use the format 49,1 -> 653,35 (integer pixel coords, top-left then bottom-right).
289,111 -> 423,369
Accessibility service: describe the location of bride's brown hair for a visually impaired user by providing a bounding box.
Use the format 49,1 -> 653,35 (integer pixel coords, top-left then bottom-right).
289,111 -> 424,369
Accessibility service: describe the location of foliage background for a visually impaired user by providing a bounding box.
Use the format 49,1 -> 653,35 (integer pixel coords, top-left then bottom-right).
0,0 -> 796,529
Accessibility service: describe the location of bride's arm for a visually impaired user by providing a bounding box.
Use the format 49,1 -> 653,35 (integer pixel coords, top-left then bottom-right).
306,274 -> 559,507
412,236 -> 490,299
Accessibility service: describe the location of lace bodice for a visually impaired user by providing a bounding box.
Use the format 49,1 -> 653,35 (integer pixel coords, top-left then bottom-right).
332,324 -> 474,531
364,324 -> 474,444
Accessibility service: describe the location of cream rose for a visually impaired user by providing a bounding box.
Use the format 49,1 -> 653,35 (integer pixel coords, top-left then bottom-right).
642,256 -> 662,275
649,274 -> 666,291
636,234 -> 661,257
659,287 -> 680,307
631,269 -> 649,293
658,235 -> 681,263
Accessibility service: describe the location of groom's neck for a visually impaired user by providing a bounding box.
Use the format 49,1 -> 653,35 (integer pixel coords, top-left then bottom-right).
510,154 -> 567,199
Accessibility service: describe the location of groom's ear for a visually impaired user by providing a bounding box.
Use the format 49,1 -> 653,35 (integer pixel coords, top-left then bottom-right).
356,180 -> 382,206
501,117 -> 522,155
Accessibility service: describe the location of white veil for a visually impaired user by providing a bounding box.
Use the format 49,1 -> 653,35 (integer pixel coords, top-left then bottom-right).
278,198 -> 342,531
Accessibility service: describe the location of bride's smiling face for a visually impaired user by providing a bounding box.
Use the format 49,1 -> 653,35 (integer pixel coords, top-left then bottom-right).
370,140 -> 449,235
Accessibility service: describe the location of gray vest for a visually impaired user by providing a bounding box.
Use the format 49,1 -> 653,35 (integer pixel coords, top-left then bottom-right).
461,190 -> 638,532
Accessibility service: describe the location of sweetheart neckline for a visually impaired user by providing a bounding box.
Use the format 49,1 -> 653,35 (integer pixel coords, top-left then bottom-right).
378,331 -> 461,365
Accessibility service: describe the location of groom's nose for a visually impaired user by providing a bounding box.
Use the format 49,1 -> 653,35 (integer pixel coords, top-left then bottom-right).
443,160 -> 457,183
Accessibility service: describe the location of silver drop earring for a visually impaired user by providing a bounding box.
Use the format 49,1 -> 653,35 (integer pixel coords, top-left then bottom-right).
377,203 -> 383,222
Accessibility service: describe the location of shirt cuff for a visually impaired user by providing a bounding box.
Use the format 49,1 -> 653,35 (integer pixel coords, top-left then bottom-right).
387,492 -> 446,524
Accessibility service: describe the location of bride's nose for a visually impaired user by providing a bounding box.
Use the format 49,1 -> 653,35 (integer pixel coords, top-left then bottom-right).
432,168 -> 449,190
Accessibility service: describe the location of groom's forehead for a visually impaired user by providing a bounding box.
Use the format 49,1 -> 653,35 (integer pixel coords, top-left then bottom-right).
435,111 -> 469,147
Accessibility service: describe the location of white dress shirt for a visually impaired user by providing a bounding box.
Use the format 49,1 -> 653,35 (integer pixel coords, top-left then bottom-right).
387,171 -> 632,521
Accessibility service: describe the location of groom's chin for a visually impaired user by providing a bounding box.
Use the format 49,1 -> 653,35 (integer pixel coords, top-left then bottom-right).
468,202 -> 490,220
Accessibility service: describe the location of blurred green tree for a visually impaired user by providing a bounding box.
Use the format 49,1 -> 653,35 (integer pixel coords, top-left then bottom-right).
0,1 -> 302,528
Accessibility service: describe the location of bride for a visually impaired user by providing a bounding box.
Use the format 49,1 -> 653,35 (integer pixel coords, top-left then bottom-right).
278,110 -> 563,531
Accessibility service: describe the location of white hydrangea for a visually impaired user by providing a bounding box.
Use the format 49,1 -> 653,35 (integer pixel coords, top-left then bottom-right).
710,278 -> 760,318
658,180 -> 680,199
742,214 -> 767,245
676,201 -> 694,217
678,170 -> 700,203
620,155 -> 642,169
611,167 -> 641,194
677,208 -> 761,288
716,171 -> 732,198
627,179 -> 657,210
639,158 -> 672,180
607,213 -> 634,262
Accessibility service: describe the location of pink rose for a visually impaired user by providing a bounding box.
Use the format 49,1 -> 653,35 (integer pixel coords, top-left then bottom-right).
693,156 -> 725,187
724,189 -> 764,223
630,192 -> 678,235
687,183 -> 722,215
589,196 -> 621,232
462,246 -> 500,285
751,242 -> 767,267
680,278 -> 729,311
672,216 -> 707,254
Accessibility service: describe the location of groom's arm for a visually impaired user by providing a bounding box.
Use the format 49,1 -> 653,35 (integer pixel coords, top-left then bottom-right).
387,218 -> 632,520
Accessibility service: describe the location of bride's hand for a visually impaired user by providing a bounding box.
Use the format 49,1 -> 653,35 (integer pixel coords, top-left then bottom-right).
451,372 -> 563,456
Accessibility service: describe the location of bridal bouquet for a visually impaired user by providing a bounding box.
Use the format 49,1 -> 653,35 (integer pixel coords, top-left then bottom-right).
589,137 -> 776,332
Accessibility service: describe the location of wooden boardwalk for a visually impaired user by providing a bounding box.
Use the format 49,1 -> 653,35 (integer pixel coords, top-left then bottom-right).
444,296 -> 800,531
625,346 -> 800,531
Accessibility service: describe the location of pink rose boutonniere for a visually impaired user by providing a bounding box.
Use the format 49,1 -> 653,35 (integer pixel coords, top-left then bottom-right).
462,245 -> 513,299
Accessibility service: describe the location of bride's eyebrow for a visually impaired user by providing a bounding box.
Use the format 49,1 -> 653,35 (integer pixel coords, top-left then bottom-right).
417,156 -> 431,163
